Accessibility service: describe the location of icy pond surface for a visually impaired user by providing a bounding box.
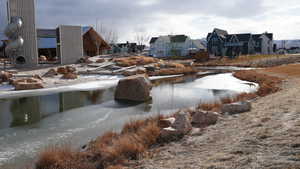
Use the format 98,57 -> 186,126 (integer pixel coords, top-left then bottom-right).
0,73 -> 258,168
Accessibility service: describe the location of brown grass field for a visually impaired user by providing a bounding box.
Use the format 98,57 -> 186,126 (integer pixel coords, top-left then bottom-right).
195,54 -> 287,67
264,63 -> 300,78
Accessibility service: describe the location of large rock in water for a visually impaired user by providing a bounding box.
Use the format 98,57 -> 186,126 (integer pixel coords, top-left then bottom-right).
115,75 -> 152,102
221,101 -> 252,115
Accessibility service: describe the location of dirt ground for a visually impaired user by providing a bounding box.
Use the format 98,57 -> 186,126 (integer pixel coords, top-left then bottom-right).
129,66 -> 300,169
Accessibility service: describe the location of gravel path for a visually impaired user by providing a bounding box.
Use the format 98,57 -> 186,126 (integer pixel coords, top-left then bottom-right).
132,74 -> 300,169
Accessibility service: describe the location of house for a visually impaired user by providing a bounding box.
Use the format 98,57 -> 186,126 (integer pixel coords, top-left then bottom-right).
82,26 -> 110,56
207,28 -> 274,57
106,42 -> 138,54
149,35 -> 206,58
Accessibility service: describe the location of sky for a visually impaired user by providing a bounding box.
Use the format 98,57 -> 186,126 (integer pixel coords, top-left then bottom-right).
1,0 -> 300,42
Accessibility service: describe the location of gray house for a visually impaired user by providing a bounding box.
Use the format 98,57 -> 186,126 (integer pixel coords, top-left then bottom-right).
207,28 -> 274,57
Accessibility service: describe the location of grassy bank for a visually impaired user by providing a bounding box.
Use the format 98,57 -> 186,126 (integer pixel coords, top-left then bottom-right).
33,69 -> 283,169
195,54 -> 300,67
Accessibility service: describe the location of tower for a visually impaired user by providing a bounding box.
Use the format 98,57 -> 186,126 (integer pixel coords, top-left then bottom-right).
7,0 -> 38,67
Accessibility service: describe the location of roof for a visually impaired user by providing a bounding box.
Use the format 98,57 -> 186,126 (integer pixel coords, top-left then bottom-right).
82,26 -> 92,35
213,28 -> 228,36
252,34 -> 262,41
170,35 -> 188,43
38,37 -> 57,49
192,40 -> 206,49
150,37 -> 158,44
265,33 -> 273,40
236,33 -> 251,42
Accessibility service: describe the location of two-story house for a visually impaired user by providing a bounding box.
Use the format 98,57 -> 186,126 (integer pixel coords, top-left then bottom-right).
149,35 -> 206,58
207,28 -> 274,57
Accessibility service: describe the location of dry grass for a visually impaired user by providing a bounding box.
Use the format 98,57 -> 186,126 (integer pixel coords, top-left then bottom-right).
114,56 -> 158,67
35,116 -> 162,169
264,63 -> 300,78
35,145 -> 95,169
195,54 -> 287,67
234,70 -> 282,97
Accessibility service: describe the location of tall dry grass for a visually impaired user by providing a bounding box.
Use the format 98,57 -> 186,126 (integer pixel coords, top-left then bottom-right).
35,116 -> 162,169
234,70 -> 282,97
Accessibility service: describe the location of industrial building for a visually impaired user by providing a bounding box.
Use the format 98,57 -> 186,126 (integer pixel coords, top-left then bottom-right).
3,0 -> 104,68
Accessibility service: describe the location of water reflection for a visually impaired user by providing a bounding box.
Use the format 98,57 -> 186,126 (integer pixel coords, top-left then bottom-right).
0,89 -> 111,129
0,74 -> 240,130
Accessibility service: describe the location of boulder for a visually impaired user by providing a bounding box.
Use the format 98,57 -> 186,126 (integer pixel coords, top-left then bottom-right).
0,71 -> 13,82
171,112 -> 192,134
221,101 -> 252,115
62,72 -> 78,79
115,75 -> 152,102
13,78 -> 44,90
158,127 -> 184,143
57,67 -> 68,74
66,66 -> 76,73
191,111 -> 219,128
43,69 -> 58,77
96,58 -> 105,63
158,117 -> 176,128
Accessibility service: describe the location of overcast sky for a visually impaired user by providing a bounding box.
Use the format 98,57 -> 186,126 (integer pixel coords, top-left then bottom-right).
1,0 -> 300,42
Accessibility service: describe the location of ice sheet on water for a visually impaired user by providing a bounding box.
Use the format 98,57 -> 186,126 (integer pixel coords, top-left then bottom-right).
191,73 -> 259,93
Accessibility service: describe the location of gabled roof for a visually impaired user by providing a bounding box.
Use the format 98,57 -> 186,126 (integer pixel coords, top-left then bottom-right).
236,33 -> 251,42
38,37 -> 57,49
170,35 -> 188,43
82,26 -> 92,35
213,28 -> 228,36
265,33 -> 273,40
150,37 -> 158,44
252,34 -> 262,41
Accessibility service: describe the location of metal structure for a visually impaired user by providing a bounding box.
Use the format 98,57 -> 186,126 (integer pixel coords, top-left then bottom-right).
6,0 -> 38,67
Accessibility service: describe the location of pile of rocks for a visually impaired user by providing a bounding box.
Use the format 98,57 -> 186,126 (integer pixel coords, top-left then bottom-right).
158,110 -> 219,142
43,66 -> 78,79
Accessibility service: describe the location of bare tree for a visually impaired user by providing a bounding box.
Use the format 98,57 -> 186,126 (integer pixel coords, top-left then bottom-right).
96,21 -> 119,44
134,31 -> 150,52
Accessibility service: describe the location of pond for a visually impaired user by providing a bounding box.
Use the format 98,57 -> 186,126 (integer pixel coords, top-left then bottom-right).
0,73 -> 258,169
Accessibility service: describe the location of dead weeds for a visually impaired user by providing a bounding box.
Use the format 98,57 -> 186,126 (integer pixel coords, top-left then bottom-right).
234,70 -> 282,97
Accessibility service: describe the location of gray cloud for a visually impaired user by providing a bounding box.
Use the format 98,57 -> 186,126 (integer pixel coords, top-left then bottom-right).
1,0 -> 299,41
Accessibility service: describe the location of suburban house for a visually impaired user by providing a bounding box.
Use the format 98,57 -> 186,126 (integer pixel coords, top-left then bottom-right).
106,42 -> 139,54
149,35 -> 206,58
36,26 -> 109,62
207,28 -> 274,57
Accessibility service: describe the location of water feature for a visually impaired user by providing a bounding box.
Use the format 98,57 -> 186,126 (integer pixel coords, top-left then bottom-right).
0,73 -> 258,169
